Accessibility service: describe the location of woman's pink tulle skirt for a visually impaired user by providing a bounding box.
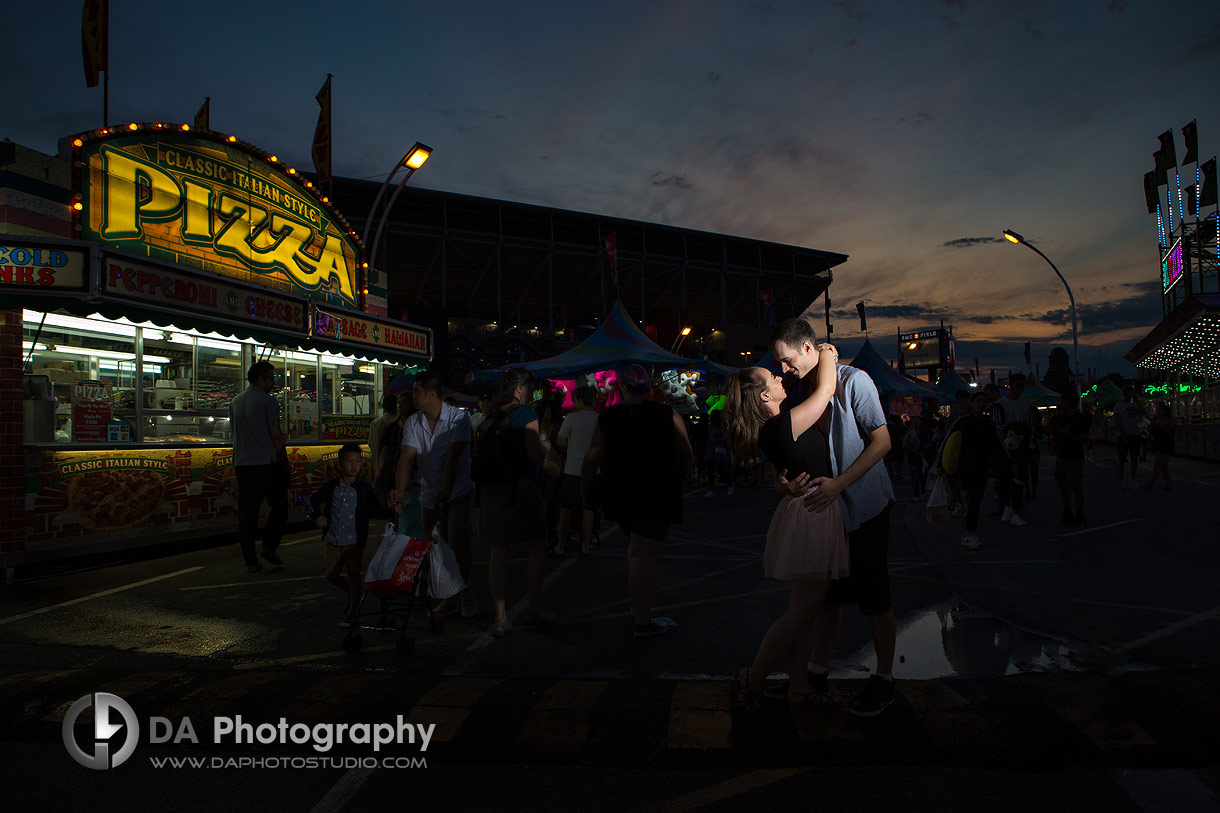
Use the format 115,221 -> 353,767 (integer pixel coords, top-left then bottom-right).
763,490 -> 849,582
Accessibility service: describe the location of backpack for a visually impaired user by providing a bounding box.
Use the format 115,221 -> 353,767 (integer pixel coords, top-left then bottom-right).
471,409 -> 524,486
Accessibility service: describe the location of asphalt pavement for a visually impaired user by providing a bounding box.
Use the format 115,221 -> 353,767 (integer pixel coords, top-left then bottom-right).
2,445 -> 1219,811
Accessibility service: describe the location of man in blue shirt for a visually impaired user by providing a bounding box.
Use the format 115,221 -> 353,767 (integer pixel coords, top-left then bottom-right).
770,318 -> 897,717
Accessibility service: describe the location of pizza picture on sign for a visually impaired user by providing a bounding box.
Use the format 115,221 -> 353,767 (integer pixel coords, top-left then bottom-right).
67,469 -> 167,530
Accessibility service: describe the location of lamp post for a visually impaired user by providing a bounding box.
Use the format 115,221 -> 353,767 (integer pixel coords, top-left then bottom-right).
362,142 -> 432,284
1002,229 -> 1079,383
670,326 -> 692,354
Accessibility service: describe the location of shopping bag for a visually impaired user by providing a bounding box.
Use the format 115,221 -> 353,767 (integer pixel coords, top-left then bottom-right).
925,474 -> 950,523
427,525 -> 467,600
366,524 -> 431,592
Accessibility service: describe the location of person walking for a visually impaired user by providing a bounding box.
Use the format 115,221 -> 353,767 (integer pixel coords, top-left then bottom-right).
553,386 -> 599,556
582,365 -> 693,638
230,360 -> 287,574
769,318 -> 897,716
1049,392 -> 1090,525
704,411 -> 734,497
722,348 -> 844,710
368,392 -> 399,531
949,393 -> 1009,549
1141,402 -> 1176,490
991,373 -> 1036,526
390,371 -> 478,619
901,416 -> 927,502
472,368 -> 553,638
1112,387 -> 1143,489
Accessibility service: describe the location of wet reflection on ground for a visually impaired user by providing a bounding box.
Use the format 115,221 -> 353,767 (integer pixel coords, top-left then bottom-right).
831,598 -> 1152,680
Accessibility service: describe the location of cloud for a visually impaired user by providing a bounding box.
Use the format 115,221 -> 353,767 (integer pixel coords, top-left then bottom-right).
651,173 -> 693,190
1187,22 -> 1220,58
898,112 -> 935,127
1038,297 -> 1161,334
706,71 -> 722,83
833,0 -> 870,24
1023,20 -> 1043,38
942,236 -> 1005,248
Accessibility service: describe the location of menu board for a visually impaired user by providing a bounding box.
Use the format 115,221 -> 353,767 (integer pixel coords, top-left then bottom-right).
71,380 -> 113,442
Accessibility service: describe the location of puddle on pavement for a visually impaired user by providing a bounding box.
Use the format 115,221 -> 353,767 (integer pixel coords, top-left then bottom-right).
830,597 -> 1150,679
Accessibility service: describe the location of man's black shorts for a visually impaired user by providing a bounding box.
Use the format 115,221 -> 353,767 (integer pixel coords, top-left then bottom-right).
825,503 -> 891,615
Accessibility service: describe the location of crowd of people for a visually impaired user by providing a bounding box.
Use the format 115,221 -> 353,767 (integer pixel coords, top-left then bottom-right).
226,319 -> 1178,720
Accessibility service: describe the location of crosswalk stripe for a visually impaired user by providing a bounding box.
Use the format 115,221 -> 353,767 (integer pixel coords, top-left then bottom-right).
516,679 -> 610,754
1023,675 -> 1156,754
157,672 -> 283,722
41,670 -> 187,723
666,680 -> 732,751
402,677 -> 502,743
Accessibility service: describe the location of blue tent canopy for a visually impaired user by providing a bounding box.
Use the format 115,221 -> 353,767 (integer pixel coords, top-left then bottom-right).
934,368 -> 973,401
469,300 -> 738,383
849,340 -> 942,400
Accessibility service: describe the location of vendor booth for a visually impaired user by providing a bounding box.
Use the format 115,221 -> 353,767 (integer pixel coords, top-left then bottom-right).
2,126 -> 432,566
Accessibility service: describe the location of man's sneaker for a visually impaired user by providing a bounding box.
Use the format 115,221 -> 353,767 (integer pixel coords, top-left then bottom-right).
633,620 -> 669,638
434,596 -> 461,617
1008,513 -> 1027,527
1000,506 -> 1014,523
726,486 -> 735,496
849,675 -> 896,717
965,533 -> 981,550
959,535 -> 972,547
460,591 -> 478,618
259,548 -> 284,566
704,490 -> 716,498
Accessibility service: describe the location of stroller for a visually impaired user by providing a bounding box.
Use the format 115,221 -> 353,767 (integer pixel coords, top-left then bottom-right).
342,520 -> 466,654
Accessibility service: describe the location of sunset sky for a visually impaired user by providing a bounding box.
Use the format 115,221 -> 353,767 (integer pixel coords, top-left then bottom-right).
5,1 -> 1219,377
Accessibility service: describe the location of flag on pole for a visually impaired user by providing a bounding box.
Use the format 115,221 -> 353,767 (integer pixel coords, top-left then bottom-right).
1153,129 -> 1177,186
1182,120 -> 1199,166
856,301 -> 867,332
194,97 -> 210,130
311,75 -> 332,185
1143,171 -> 1159,214
81,0 -> 108,88
603,232 -> 618,287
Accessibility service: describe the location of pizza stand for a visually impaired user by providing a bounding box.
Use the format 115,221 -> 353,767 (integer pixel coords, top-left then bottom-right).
1,126 -> 431,568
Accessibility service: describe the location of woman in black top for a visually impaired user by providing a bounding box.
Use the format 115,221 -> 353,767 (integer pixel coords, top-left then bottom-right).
582,365 -> 694,638
1141,401 -> 1176,490
944,392 -> 1008,549
722,346 -> 844,710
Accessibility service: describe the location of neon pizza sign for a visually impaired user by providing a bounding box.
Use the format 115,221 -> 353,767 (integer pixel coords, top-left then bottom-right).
74,126 -> 363,306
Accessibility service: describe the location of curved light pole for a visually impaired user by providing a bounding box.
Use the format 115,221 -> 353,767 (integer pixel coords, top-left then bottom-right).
1003,229 -> 1079,383
670,326 -> 692,354
362,142 -> 432,283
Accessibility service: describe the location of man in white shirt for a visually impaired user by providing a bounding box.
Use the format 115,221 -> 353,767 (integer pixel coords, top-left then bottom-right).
390,371 -> 477,617
554,386 -> 600,556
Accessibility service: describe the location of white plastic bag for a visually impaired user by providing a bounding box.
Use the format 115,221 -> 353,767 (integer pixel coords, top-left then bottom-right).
427,526 -> 467,600
366,524 -> 412,584
925,475 -> 950,523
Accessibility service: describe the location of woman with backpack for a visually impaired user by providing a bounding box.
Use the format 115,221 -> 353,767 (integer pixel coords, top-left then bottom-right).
474,367 -> 554,637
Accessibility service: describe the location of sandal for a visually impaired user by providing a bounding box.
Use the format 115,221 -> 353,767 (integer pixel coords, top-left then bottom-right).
491,620 -> 512,638
731,668 -> 761,712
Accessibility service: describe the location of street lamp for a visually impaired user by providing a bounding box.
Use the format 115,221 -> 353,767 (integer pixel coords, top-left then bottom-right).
1002,229 -> 1079,383
670,326 -> 693,354
363,142 -> 433,284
